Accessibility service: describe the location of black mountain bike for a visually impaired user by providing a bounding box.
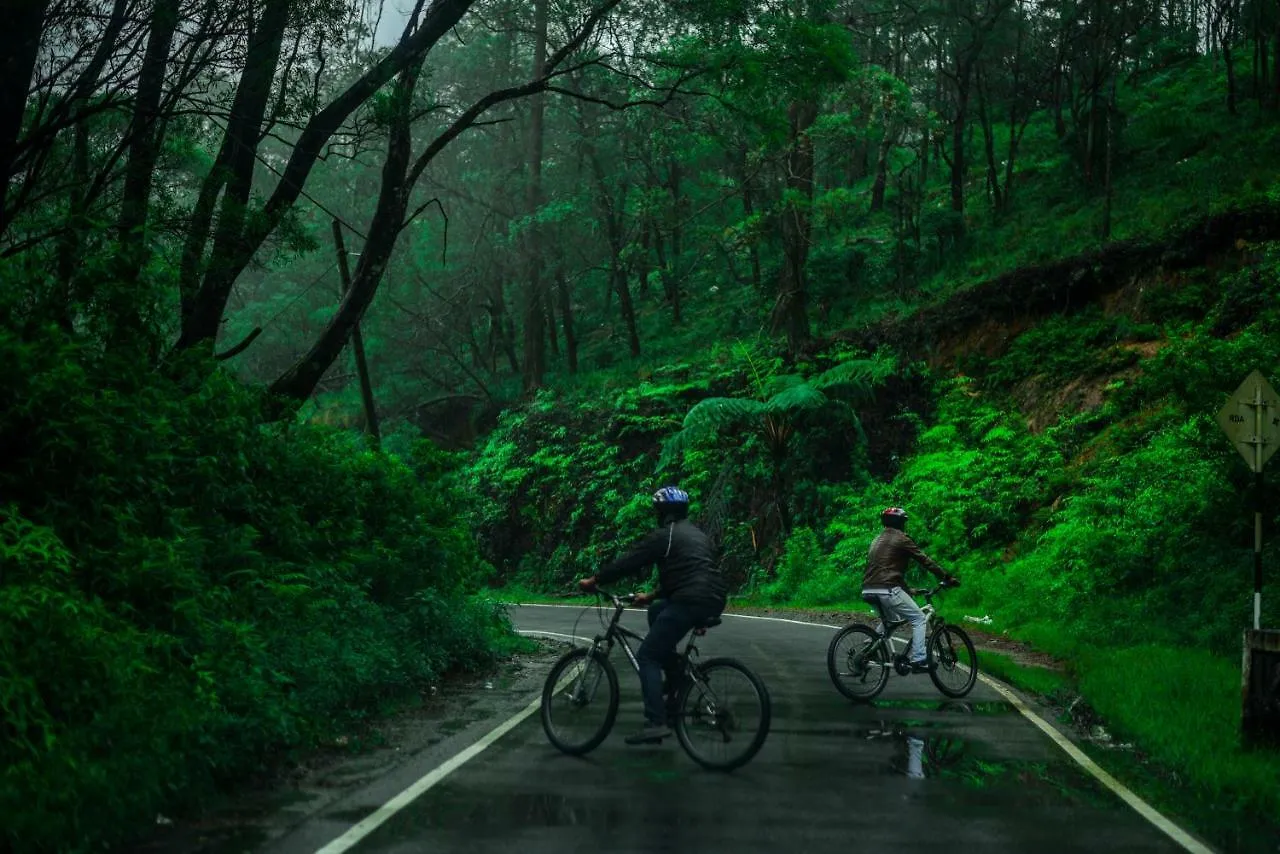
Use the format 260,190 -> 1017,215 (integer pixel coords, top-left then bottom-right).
539,589 -> 772,771
827,582 -> 978,701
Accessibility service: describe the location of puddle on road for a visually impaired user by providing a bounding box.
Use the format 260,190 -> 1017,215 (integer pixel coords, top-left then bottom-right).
856,725 -> 1107,801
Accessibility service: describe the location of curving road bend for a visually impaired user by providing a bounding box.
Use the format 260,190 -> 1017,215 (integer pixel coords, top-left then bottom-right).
268,605 -> 1202,854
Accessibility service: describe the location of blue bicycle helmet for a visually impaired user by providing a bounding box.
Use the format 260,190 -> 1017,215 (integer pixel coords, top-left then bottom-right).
653,486 -> 690,522
653,486 -> 690,506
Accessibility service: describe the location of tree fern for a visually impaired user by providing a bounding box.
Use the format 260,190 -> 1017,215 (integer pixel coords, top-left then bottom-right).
765,383 -> 826,412
658,350 -> 896,471
810,355 -> 890,393
659,397 -> 764,470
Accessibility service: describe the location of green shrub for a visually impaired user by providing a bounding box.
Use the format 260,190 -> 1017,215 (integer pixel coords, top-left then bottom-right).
0,324 -> 506,853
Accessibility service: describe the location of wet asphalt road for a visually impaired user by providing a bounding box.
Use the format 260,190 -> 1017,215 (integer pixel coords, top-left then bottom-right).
279,605 -> 1190,853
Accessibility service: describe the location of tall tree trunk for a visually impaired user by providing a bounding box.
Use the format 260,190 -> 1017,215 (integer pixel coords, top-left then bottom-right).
543,286 -> 559,357
976,67 -> 1003,212
178,0 -> 293,353
614,262 -> 641,356
555,269 -> 578,373
869,113 -> 894,212
950,69 -> 972,215
665,157 -> 684,322
55,113 -> 89,307
1224,18 -> 1238,114
115,0 -> 181,289
332,219 -> 381,447
737,144 -> 762,290
270,60 -> 421,403
651,227 -> 682,324
1101,78 -> 1116,239
487,291 -> 520,375
588,146 -> 639,356
637,220 -> 651,296
771,100 -> 816,354
520,0 -> 548,395
0,0 -> 51,231
1272,19 -> 1279,107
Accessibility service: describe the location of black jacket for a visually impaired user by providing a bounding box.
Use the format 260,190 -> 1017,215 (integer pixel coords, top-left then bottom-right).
596,519 -> 727,606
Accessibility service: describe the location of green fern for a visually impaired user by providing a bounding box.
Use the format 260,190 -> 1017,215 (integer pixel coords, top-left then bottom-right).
765,383 -> 826,412
658,351 -> 895,471
810,356 -> 888,392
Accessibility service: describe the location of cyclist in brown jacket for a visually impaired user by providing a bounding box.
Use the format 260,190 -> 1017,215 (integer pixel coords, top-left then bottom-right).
863,507 -> 959,672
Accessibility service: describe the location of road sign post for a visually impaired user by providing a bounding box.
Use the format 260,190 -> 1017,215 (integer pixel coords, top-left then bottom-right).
1217,370 -> 1280,747
1217,370 -> 1280,629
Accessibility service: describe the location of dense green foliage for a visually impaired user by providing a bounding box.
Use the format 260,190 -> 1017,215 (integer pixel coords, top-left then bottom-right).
7,0 -> 1280,846
0,321 -> 512,853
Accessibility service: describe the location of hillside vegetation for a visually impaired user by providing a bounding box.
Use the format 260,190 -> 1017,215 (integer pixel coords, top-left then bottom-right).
5,0 -> 1280,850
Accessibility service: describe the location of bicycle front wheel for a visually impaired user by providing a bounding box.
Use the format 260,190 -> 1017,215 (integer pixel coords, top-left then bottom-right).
928,625 -> 978,698
827,624 -> 890,701
540,647 -> 619,755
674,657 -> 771,772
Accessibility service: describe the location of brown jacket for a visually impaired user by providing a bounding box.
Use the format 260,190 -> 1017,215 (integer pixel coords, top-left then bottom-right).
862,527 -> 948,591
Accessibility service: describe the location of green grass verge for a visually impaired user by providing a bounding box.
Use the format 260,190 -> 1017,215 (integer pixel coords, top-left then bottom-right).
978,649 -> 1071,700
1075,645 -> 1280,816
952,635 -> 1280,851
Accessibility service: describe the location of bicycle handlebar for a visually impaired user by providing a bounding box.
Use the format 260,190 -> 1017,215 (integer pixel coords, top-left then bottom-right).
916,579 -> 960,598
577,584 -> 640,607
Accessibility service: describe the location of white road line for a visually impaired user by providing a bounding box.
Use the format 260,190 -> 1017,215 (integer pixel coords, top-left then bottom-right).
515,602 -> 1214,853
977,675 -> 1214,854
519,629 -> 593,644
313,663 -> 573,853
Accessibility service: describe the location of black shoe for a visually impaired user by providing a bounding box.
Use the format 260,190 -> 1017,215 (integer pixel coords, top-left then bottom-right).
625,724 -> 672,745
909,660 -> 932,673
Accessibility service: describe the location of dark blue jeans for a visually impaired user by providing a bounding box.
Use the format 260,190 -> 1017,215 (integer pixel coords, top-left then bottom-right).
638,598 -> 721,726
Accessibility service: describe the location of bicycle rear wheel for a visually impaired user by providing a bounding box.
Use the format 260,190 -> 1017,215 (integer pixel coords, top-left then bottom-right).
674,657 -> 771,772
827,624 -> 890,701
928,625 -> 978,698
540,647 -> 619,755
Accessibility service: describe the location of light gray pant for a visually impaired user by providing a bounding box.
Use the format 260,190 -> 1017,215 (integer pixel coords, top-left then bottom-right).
863,587 -> 927,664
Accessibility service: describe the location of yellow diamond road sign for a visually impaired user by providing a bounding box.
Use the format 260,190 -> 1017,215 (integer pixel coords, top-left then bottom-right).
1218,370 -> 1280,473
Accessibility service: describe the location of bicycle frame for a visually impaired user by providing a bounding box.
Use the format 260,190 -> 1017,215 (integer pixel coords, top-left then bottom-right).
585,591 -> 706,678
864,586 -> 950,666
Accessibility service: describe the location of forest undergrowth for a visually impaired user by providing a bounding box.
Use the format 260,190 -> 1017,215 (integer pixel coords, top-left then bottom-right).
0,322 -> 520,853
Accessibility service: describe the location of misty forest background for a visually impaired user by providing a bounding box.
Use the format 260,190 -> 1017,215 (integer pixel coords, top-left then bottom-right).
3,0 -> 1280,850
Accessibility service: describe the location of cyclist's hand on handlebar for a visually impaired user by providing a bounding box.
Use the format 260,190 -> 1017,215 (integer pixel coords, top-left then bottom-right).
943,575 -> 960,588
633,591 -> 655,606
577,575 -> 599,592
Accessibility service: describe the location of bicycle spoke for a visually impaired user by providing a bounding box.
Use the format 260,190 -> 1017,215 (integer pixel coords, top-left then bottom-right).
928,627 -> 978,698
541,648 -> 619,755
678,661 -> 769,769
828,624 -> 890,701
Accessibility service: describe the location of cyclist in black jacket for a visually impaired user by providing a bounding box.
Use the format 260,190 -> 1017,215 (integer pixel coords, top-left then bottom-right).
578,486 -> 727,745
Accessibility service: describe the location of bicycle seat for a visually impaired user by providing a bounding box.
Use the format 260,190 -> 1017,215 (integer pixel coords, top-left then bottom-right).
861,593 -> 906,629
692,616 -> 722,636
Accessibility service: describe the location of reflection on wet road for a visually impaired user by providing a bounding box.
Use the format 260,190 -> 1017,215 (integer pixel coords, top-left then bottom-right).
286,605 -> 1198,853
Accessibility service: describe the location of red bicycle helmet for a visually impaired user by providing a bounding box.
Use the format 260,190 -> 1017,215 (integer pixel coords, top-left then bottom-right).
881,506 -> 909,527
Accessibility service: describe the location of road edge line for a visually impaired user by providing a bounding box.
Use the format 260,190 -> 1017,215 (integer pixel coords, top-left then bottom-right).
976,673 -> 1215,854
312,694 -> 543,853
313,637 -> 586,854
